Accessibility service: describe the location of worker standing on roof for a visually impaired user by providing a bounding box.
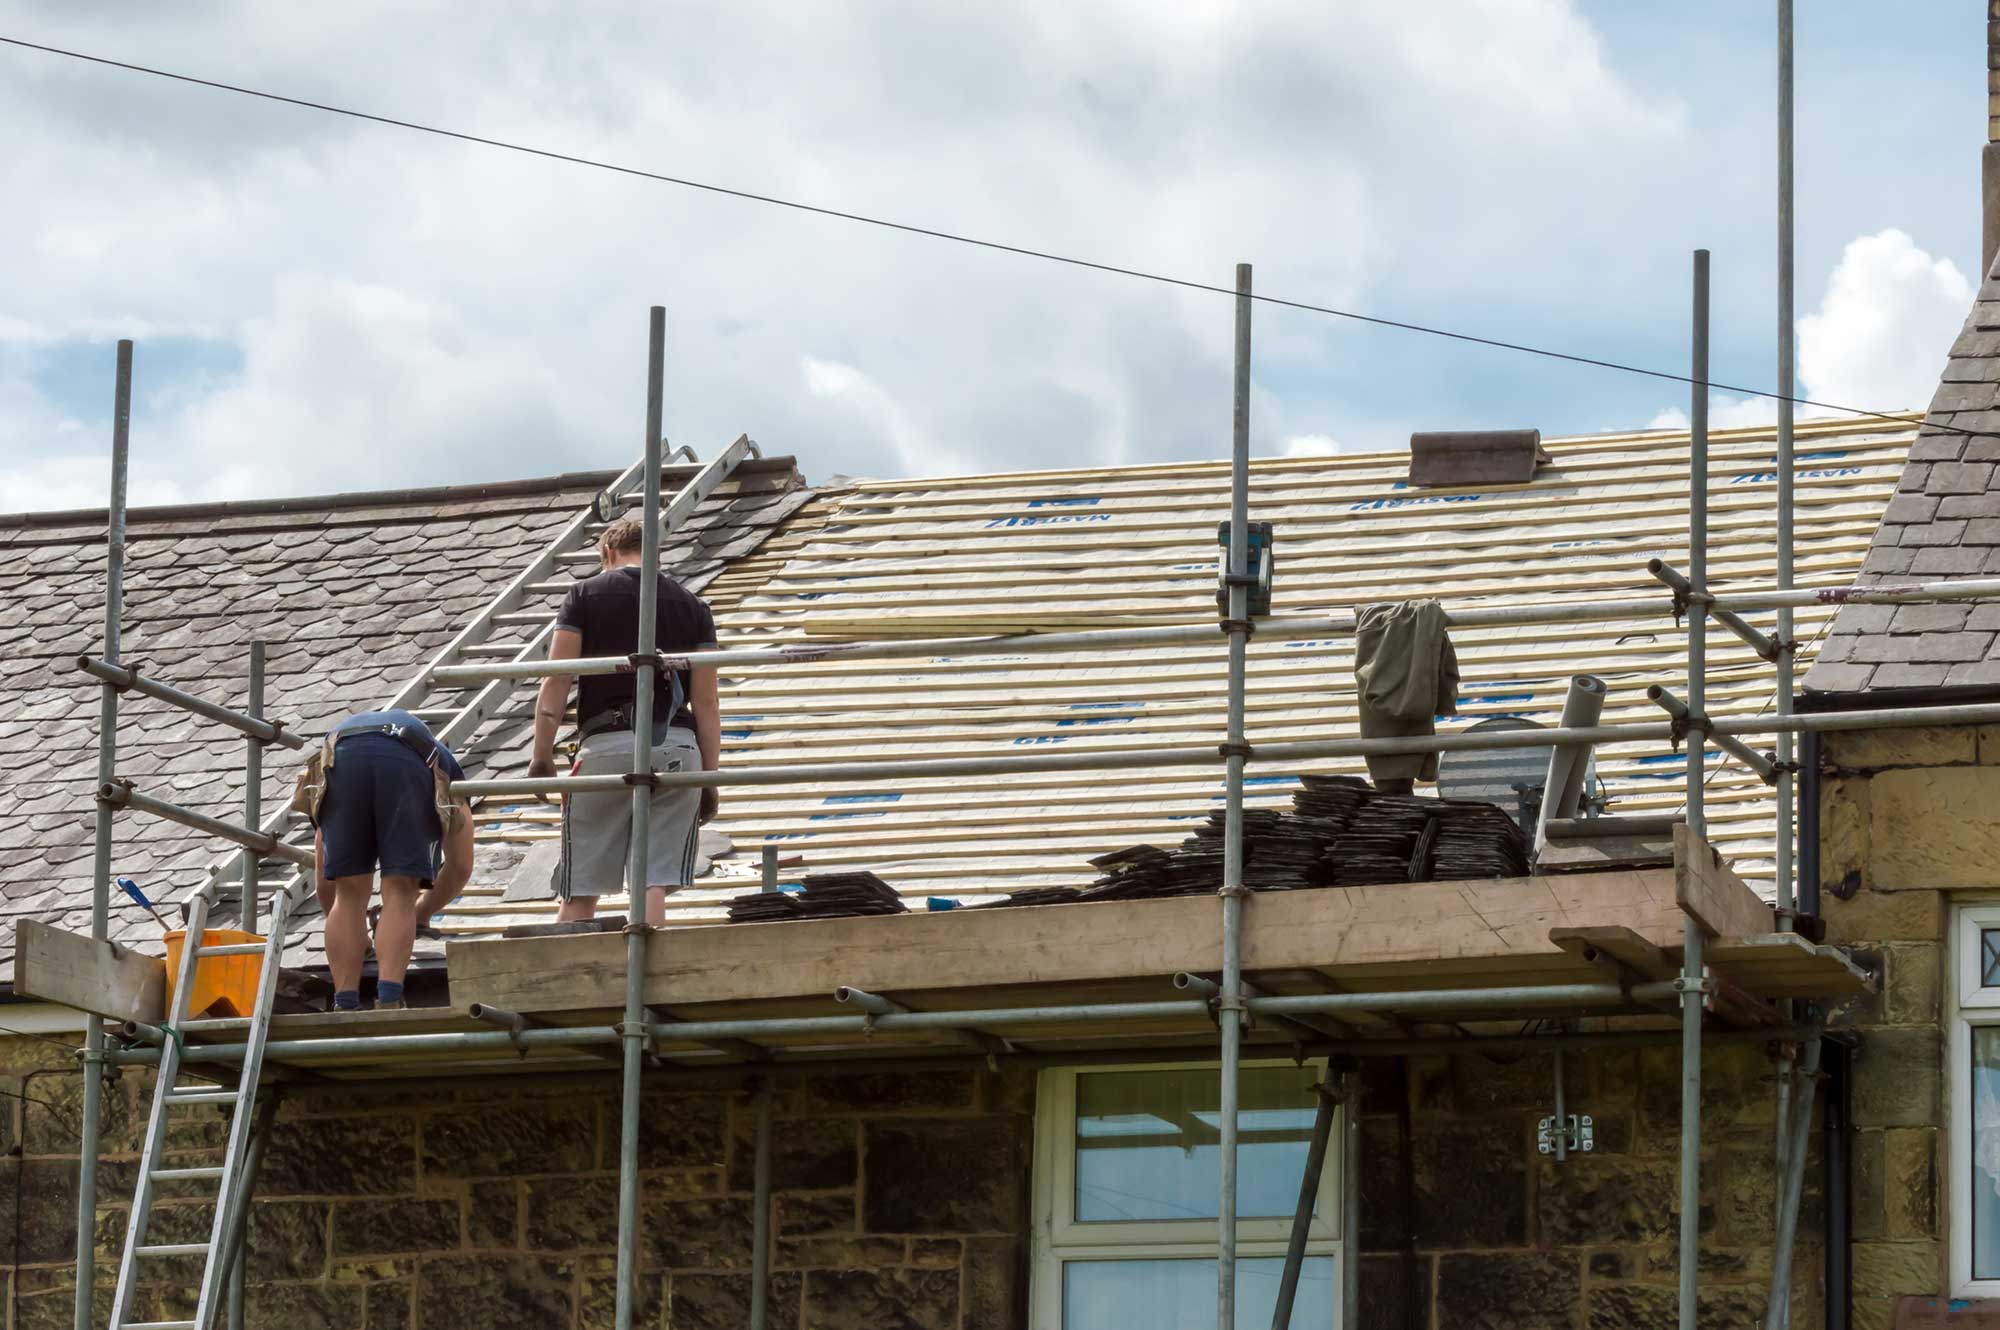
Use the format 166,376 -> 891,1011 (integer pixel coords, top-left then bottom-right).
528,515 -> 722,926
306,709 -> 474,1011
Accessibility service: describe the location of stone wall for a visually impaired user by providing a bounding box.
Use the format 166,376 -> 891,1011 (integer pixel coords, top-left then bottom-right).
1814,722 -> 1992,1328
0,1025 -> 1824,1330
0,1046 -> 1029,1330
1351,1038 -> 1817,1330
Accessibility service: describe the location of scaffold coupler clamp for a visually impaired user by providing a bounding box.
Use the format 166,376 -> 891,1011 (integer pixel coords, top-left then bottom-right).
1217,740 -> 1255,764
1672,975 -> 1717,998
1215,520 -> 1275,618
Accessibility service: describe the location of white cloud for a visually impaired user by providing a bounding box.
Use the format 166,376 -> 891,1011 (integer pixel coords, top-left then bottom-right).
1649,228 -> 1972,430
0,3 -> 1689,509
1282,434 -> 1347,457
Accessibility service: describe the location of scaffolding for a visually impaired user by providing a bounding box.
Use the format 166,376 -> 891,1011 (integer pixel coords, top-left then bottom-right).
54,261 -> 2000,1330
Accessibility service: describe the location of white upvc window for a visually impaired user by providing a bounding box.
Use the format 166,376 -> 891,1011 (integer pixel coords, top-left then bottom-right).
1951,903 -> 2000,1294
1029,1060 -> 1343,1329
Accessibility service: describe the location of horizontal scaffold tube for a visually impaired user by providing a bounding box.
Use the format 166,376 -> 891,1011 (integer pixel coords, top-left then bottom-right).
98,781 -> 314,868
77,657 -> 307,749
450,702 -> 2000,798
424,576 -> 2000,687
105,982 -> 1645,1067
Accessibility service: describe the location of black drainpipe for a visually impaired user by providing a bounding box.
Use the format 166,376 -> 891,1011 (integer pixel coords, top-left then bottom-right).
1822,1033 -> 1854,1330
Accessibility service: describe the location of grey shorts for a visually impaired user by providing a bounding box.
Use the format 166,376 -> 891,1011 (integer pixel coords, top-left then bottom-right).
552,728 -> 702,901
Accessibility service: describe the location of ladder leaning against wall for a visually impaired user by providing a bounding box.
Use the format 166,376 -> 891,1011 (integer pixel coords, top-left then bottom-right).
93,436 -> 756,1330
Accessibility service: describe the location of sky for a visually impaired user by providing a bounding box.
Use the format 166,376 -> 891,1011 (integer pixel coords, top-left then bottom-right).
0,2 -> 1987,511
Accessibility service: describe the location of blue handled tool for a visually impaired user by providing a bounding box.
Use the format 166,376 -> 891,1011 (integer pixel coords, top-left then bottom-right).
117,877 -> 173,932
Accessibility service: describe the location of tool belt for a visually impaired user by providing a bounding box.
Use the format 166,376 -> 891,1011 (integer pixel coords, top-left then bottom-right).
289,724 -> 464,834
577,703 -> 683,746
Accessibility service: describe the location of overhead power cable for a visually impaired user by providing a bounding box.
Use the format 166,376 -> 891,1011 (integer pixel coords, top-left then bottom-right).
0,33 -> 1964,439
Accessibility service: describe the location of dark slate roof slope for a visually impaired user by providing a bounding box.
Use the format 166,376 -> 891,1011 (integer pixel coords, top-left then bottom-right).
1806,258 -> 2000,692
0,460 -> 809,977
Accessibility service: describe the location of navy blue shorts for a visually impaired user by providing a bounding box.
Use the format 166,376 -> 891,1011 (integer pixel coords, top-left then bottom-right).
319,734 -> 443,884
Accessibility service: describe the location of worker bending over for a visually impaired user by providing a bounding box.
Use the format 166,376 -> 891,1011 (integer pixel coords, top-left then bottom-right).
528,516 -> 722,925
309,709 -> 473,1010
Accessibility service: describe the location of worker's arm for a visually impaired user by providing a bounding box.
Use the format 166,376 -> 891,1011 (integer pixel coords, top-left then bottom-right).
314,827 -> 332,915
691,665 -> 721,822
436,798 -> 475,897
528,628 -> 583,784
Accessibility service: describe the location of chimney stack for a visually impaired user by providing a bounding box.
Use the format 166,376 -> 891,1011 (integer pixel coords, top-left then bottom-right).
1986,5 -> 2000,278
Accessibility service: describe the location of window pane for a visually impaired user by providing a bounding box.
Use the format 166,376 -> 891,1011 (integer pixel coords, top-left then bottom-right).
1064,1257 -> 1334,1328
1983,930 -> 2000,988
1074,1066 -> 1323,1222
1976,1029 -> 2000,1278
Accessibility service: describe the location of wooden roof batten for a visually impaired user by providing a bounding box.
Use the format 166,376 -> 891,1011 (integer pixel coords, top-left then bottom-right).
28,828 -> 1873,1080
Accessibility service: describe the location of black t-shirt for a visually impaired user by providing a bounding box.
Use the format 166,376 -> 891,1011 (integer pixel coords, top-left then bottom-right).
555,567 -> 718,731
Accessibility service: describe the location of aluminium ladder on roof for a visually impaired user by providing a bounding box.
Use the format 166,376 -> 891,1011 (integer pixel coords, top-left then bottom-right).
107,876 -> 304,1330
177,439 -> 759,928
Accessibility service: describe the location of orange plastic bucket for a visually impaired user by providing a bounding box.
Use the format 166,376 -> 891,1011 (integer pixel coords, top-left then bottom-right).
163,929 -> 265,1020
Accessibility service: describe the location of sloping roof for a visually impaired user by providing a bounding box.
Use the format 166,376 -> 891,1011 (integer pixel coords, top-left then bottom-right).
0,461 -> 809,976
0,415 -> 1912,979
461,414 -> 1906,931
1804,256 -> 2000,691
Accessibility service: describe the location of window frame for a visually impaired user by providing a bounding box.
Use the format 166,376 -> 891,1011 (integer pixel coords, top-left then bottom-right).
1950,902 -> 2000,1295
1029,1059 -> 1344,1328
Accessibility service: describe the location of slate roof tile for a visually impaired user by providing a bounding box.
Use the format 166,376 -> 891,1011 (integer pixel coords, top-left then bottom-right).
1806,247 -> 2000,692
0,460 -> 808,980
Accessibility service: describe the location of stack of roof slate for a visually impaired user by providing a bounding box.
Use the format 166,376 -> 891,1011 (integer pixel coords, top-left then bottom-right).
984,777 -> 1527,906
725,871 -> 909,923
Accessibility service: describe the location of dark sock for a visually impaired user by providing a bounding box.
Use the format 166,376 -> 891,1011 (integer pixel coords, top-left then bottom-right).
334,990 -> 361,1011
376,981 -> 404,1005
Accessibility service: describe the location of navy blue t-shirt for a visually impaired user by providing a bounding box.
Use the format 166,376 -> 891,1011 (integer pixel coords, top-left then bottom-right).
334,710 -> 467,780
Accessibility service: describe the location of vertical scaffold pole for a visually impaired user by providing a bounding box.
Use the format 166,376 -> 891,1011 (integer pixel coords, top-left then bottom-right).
77,339 -> 132,1330
1679,249 -> 1712,1330
1217,262 -> 1254,1330
1771,0 -> 1802,1208
614,306 -> 667,1330
230,638 -> 261,1330
242,641 -> 265,935
749,1079 -> 775,1330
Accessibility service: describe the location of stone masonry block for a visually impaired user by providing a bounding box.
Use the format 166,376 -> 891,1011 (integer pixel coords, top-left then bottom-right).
421,1102 -> 596,1179
1870,766 -> 2000,888
1436,1252 -> 1580,1330
1824,727 -> 1976,772
1852,1241 -> 1943,1298
862,1119 -> 1026,1234
1536,1153 -> 1676,1246
801,1268 -> 959,1330
726,1115 -> 856,1193
963,1235 -> 1021,1330
415,1255 -> 576,1328
661,1272 -> 802,1330
1413,1120 -> 1527,1248
1852,1028 -> 1941,1129
1820,887 -> 1943,946
1978,723 -> 2000,761
331,1196 -> 460,1257
1886,1128 -> 1939,1240
1853,1129 -> 1888,1241
261,1115 -> 417,1196
1885,943 -> 1943,1024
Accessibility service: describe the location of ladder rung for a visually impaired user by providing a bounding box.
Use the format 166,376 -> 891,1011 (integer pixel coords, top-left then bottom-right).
490,612 -> 554,626
179,1018 -> 237,1031
150,1166 -> 224,1182
409,708 -> 458,722
555,550 -> 602,564
136,1242 -> 211,1257
166,1089 -> 237,1106
193,942 -> 263,957
458,643 -> 531,658
125,1321 -> 198,1329
525,580 -> 576,594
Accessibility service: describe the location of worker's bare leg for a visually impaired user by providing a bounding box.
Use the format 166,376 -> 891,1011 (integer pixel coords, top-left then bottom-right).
556,895 -> 598,923
644,886 -> 671,928
324,874 -> 372,995
372,875 -> 422,987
